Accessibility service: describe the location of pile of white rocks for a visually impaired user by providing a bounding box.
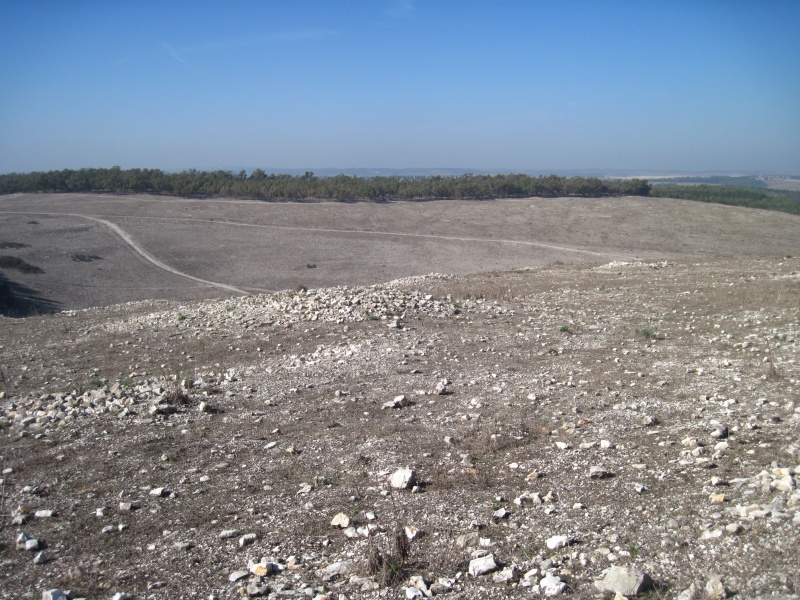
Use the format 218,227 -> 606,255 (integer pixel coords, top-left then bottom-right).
100,276 -> 517,336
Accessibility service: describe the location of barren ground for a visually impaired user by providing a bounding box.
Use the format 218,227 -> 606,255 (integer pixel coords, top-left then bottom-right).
1,193 -> 799,312
0,195 -> 799,600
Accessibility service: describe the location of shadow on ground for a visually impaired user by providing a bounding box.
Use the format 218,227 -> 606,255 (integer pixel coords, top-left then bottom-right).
0,272 -> 60,317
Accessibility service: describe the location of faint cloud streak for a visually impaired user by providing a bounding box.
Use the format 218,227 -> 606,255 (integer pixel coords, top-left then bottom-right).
386,0 -> 415,19
162,42 -> 193,67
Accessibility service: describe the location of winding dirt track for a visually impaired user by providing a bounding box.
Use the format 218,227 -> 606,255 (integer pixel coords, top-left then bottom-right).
0,207 -> 639,298
120,214 -> 641,260
0,209 -> 251,295
3,193 -> 800,311
0,210 -> 638,260
79,215 -> 251,295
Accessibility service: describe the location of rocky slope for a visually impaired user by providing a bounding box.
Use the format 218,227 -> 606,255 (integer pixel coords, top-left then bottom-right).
1,257 -> 798,599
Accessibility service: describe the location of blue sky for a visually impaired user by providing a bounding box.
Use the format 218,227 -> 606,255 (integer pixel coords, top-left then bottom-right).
1,0 -> 798,174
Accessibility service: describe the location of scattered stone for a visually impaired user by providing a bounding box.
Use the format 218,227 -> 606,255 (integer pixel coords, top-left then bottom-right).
11,508 -> 29,525
725,523 -> 742,534
318,560 -> 354,581
492,565 -> 519,584
149,487 -> 166,497
430,578 -> 454,595
33,551 -> 48,565
705,575 -> 728,599
389,468 -> 416,489
406,574 -> 430,596
702,528 -> 723,540
239,533 -> 257,547
590,466 -> 614,479
42,591 -> 69,600
540,574 -> 567,596
173,541 -> 194,551
383,395 -> 409,409
219,529 -> 240,539
493,507 -> 510,521
249,558 -> 276,577
456,532 -> 481,549
594,565 -> 654,595
16,532 -> 39,551
148,581 -> 167,589
546,534 -> 572,550
330,512 -> 350,528
468,553 -> 499,577
710,426 -> 729,439
771,476 -> 794,493
229,569 -> 250,582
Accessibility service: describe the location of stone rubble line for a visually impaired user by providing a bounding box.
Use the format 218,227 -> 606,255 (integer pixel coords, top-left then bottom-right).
2,274 -> 519,429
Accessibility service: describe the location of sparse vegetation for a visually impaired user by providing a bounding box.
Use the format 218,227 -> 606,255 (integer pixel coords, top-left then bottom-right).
366,529 -> 409,586
0,255 -> 43,274
71,252 -> 102,262
640,327 -> 655,340
88,377 -> 106,389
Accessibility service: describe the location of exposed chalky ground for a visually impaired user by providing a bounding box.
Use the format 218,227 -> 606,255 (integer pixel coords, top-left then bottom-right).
1,258 -> 798,599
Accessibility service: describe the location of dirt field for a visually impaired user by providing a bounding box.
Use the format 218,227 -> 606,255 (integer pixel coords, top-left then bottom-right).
765,178 -> 800,192
1,195 -> 799,599
1,193 -> 799,314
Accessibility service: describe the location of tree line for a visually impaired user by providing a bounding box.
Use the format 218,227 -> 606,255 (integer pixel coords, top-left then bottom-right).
650,184 -> 800,215
0,167 -> 651,201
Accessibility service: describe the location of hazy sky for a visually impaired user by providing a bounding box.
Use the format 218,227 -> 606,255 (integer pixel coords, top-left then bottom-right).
1,1 -> 798,175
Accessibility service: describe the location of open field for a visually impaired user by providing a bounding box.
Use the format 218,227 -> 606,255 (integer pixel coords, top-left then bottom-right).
1,193 -> 799,315
1,194 -> 800,599
765,178 -> 800,192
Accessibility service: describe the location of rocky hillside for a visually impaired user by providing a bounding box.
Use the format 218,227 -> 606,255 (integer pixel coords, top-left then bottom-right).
1,257 -> 798,599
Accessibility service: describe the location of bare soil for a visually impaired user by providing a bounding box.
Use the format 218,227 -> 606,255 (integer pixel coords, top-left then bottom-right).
1,193 -> 799,313
0,195 -> 799,599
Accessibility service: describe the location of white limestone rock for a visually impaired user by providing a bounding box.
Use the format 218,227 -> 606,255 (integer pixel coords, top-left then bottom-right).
594,565 -> 654,596
468,553 -> 499,577
389,468 -> 417,489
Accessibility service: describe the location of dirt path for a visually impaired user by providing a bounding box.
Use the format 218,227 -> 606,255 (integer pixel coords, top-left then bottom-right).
0,210 -> 251,296
122,214 -> 642,260
1,207 -> 637,261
